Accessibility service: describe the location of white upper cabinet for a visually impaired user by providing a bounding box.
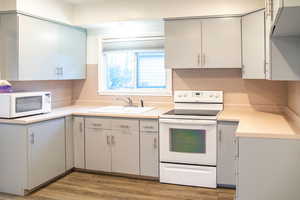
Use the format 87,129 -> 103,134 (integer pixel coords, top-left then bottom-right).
57,24 -> 87,80
165,17 -> 242,69
165,19 -> 202,69
0,13 -> 86,81
242,10 -> 266,79
202,17 -> 242,68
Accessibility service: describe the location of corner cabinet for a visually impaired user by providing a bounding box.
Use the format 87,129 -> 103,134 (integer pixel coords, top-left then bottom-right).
165,17 -> 241,69
0,118 -> 66,196
0,13 -> 86,81
241,9 -> 266,79
217,121 -> 238,187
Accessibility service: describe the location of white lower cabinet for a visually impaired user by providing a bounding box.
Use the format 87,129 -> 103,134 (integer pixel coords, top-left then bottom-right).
84,118 -> 140,175
65,116 -> 74,170
0,117 -> 66,196
140,120 -> 159,177
111,129 -> 140,175
85,118 -> 112,172
217,121 -> 238,187
236,137 -> 300,200
27,118 -> 66,189
73,117 -> 85,169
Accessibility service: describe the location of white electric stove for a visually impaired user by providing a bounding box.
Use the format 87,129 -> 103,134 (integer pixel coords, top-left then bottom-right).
159,90 -> 223,188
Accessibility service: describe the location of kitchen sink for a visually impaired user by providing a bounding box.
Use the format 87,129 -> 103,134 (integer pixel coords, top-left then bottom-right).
88,106 -> 155,114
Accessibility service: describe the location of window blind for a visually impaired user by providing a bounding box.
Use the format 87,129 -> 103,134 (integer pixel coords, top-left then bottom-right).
102,37 -> 164,51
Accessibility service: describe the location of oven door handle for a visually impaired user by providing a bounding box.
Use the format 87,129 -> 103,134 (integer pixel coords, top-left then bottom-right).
159,119 -> 216,125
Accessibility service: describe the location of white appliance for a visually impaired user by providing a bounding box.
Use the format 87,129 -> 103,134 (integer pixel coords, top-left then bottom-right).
159,90 -> 223,188
0,91 -> 52,118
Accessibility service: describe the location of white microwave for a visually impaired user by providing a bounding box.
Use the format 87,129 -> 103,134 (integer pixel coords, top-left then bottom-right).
0,92 -> 52,118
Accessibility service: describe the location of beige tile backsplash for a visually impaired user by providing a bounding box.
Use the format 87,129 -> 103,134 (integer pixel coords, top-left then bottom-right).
8,64 -> 289,111
10,80 -> 73,108
72,64 -> 288,112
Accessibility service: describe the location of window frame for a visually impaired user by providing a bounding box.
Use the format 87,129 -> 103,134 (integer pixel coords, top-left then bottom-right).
98,48 -> 172,96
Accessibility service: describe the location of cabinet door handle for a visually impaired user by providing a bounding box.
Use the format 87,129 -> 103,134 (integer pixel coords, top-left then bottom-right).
111,135 -> 115,145
107,135 -> 111,145
218,129 -> 222,142
30,132 -> 35,144
202,53 -> 206,67
79,122 -> 83,133
154,137 -> 158,149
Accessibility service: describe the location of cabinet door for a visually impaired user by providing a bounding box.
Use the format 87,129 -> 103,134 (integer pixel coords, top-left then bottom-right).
65,116 -> 74,170
18,14 -> 60,80
85,127 -> 111,172
27,118 -> 65,189
111,129 -> 140,175
165,19 -> 202,68
202,17 -> 242,68
140,131 -> 159,177
73,117 -> 85,169
217,121 -> 237,187
237,138 -> 300,200
242,10 -> 266,79
58,25 -> 86,80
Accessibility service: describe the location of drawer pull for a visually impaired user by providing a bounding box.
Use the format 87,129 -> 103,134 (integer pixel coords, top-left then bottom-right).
144,126 -> 154,129
92,123 -> 102,127
120,125 -> 129,129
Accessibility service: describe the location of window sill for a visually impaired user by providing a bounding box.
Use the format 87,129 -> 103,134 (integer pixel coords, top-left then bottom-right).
98,90 -> 172,97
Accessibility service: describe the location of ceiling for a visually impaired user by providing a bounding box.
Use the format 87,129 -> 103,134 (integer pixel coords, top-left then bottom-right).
63,0 -> 101,5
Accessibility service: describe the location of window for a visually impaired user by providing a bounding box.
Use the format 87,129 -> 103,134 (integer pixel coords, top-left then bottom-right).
99,38 -> 172,96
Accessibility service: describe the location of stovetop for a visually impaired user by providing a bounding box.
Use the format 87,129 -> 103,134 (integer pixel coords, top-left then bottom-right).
160,109 -> 222,120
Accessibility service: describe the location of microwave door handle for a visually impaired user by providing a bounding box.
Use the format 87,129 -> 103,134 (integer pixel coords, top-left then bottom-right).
159,119 -> 216,125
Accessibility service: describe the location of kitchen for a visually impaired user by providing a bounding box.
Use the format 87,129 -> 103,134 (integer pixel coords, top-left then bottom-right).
0,0 -> 300,199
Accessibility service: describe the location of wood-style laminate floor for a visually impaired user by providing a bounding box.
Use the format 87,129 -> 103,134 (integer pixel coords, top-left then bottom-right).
0,172 -> 235,200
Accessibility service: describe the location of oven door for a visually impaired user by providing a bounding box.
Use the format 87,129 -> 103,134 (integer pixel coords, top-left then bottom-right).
159,118 -> 217,166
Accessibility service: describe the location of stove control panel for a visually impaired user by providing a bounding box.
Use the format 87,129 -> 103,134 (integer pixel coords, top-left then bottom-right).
174,91 -> 223,103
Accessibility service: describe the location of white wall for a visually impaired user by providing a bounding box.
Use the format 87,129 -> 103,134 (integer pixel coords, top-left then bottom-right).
0,0 -> 17,11
73,0 -> 264,26
16,0 -> 74,24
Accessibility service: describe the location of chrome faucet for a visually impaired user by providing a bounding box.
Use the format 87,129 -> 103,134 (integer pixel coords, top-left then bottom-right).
116,96 -> 134,107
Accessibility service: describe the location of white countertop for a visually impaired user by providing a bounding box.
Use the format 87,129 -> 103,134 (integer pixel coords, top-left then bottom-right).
0,105 -> 170,125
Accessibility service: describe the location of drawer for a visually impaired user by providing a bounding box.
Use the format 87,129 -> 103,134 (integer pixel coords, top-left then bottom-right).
85,118 -> 112,129
140,120 -> 158,132
112,119 -> 139,131
160,163 -> 217,188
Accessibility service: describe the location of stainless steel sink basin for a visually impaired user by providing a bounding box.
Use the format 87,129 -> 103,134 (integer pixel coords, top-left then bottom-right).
89,106 -> 155,114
